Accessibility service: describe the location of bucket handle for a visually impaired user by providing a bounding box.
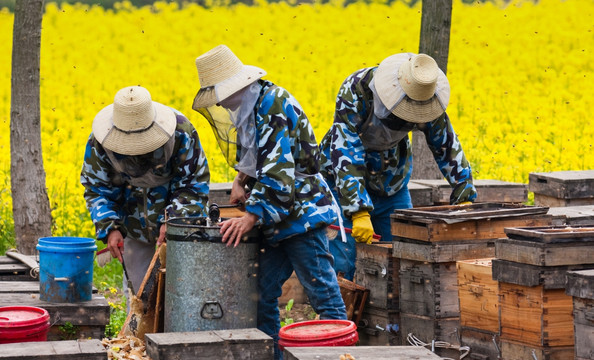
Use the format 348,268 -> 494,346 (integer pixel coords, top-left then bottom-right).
181,230 -> 220,243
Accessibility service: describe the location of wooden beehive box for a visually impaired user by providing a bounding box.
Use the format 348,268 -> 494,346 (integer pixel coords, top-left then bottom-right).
499,339 -> 574,360
0,254 -> 38,281
565,269 -> 594,360
408,181 -> 433,207
547,205 -> 594,226
284,346 -> 442,360
337,275 -> 369,326
410,179 -> 528,205
399,313 -> 461,359
457,258 -> 499,333
499,282 -> 574,348
354,242 -> 398,310
0,339 -> 106,360
391,203 -> 552,243
357,305 -> 401,346
529,170 -> 594,207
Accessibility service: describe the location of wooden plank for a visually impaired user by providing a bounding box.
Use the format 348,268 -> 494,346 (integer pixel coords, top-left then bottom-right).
535,193 -> 594,207
337,275 -> 369,326
499,339 -> 574,360
213,329 -> 275,360
410,179 -> 528,205
492,259 -> 594,289
548,205 -> 594,226
529,170 -> 594,199
393,238 -> 495,263
0,339 -> 106,360
284,346 -> 442,360
0,281 -> 98,294
495,237 -> 594,266
499,283 -> 574,347
457,259 -> 499,333
354,243 -> 398,310
357,305 -> 401,346
571,298 -> 594,360
392,202 -> 548,221
408,181 -> 434,207
505,225 -> 594,243
566,269 -> 594,300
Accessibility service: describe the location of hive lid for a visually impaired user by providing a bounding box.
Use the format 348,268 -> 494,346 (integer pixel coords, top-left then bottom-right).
0,306 -> 50,328
279,320 -> 357,341
504,225 -> 594,243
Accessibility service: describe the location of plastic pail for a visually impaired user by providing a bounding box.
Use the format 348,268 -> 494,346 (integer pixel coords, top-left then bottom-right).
36,237 -> 97,302
278,320 -> 359,350
0,306 -> 51,344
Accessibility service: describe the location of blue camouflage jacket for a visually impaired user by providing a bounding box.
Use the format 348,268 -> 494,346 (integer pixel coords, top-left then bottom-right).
80,113 -> 210,243
319,67 -> 477,216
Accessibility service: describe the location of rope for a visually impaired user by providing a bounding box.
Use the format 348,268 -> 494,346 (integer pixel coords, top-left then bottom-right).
406,333 -> 470,360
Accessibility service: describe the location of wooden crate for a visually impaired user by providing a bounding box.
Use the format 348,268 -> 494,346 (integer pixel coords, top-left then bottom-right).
457,258 -> 499,333
391,203 -> 552,243
354,242 -> 398,310
460,327 -> 500,360
499,339 -> 574,360
399,313 -> 461,359
337,275 -> 369,326
284,346 -> 442,360
0,281 -> 110,340
393,237 -> 495,263
146,328 -> 274,360
529,170 -> 594,207
0,254 -> 38,281
499,282 -> 573,347
566,269 -> 594,360
357,305 -> 401,346
410,179 -> 528,205
399,259 -> 459,318
0,339 -> 106,360
492,259 -> 594,289
547,205 -> 594,226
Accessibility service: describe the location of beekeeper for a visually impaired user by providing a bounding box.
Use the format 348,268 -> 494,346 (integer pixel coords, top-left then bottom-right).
80,85 -> 210,294
319,53 -> 477,280
192,45 -> 347,360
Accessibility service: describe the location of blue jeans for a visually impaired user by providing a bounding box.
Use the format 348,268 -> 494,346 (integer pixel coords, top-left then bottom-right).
257,227 -> 348,360
329,186 -> 412,280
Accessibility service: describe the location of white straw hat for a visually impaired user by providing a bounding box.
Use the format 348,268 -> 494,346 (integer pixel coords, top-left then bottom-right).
375,53 -> 450,123
193,45 -> 267,109
92,86 -> 176,155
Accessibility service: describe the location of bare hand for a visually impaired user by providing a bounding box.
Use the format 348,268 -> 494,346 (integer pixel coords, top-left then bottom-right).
230,173 -> 250,210
107,230 -> 124,263
157,223 -> 167,245
219,213 -> 258,248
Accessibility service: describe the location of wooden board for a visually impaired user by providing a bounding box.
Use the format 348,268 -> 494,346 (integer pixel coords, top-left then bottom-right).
408,181 -> 433,207
0,281 -> 98,294
393,202 -> 548,222
399,260 -> 459,318
529,170 -> 594,199
456,259 -> 499,333
499,339 -> 574,360
284,346 -> 442,360
495,237 -> 594,266
0,339 -> 106,360
492,259 -> 594,289
535,193 -> 594,207
0,255 -> 38,281
410,179 -> 528,205
571,298 -> 594,360
499,283 -> 574,347
357,305 -> 401,346
354,242 -> 398,310
337,275 -> 369,326
547,205 -> 594,226
505,225 -> 594,243
393,238 -> 495,263
145,328 -> 274,360
566,269 -> 594,300
460,327 -> 501,360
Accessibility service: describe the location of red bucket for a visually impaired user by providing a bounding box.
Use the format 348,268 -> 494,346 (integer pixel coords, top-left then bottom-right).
278,319 -> 358,350
0,306 -> 51,344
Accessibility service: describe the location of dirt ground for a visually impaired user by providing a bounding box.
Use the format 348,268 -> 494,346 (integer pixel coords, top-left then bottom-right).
278,302 -> 318,323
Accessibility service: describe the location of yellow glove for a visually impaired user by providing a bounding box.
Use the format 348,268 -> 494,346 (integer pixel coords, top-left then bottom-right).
351,210 -> 374,244
457,201 -> 473,206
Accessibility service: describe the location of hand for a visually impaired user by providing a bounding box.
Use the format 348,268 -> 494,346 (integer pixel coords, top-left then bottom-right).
219,213 -> 259,248
351,210 -> 374,244
230,172 -> 250,210
157,223 -> 167,245
107,230 -> 124,263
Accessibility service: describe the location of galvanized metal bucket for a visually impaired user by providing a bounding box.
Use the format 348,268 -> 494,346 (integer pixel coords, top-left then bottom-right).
164,217 -> 260,332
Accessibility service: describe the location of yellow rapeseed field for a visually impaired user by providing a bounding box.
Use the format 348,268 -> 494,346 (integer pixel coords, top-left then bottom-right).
0,0 -> 592,238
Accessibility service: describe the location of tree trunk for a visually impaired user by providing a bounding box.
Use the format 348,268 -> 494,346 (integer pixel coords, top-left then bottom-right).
412,0 -> 453,180
11,0 -> 52,255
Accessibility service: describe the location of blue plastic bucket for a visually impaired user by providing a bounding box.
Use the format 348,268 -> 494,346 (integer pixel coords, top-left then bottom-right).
36,237 -> 97,303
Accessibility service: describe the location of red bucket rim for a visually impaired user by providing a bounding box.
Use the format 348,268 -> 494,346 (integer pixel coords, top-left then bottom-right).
0,306 -> 50,328
279,319 -> 357,341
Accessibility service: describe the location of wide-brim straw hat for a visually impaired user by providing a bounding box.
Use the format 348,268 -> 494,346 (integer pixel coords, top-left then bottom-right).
375,53 -> 450,123
92,86 -> 176,156
193,45 -> 267,109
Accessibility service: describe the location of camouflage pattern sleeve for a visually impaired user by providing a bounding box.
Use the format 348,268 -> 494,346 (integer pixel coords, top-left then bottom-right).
420,113 -> 477,204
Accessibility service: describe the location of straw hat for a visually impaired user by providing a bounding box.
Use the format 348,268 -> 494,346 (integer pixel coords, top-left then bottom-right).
193,45 -> 267,109
375,53 -> 450,123
92,86 -> 176,156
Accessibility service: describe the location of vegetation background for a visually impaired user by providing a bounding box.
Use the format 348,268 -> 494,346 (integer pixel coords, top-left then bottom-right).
0,0 -> 592,335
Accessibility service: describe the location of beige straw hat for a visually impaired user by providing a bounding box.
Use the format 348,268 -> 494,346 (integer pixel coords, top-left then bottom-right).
375,53 -> 450,123
92,86 -> 176,156
193,45 -> 267,109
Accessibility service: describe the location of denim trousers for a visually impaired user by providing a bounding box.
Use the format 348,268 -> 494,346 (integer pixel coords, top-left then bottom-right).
328,185 -> 412,280
257,227 -> 348,360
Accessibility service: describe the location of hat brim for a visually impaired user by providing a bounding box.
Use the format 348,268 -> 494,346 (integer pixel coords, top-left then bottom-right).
92,102 -> 177,156
375,53 -> 450,123
193,65 -> 266,109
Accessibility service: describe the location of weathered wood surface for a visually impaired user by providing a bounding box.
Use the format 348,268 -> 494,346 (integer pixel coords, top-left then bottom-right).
499,339 -> 574,360
529,170 -> 594,199
0,281 -> 98,294
337,275 -> 369,325
536,193 -> 594,207
284,346 -> 442,360
0,255 -> 38,281
399,313 -> 461,359
357,305 -> 401,346
354,242 -> 398,310
145,328 -> 274,360
460,327 -> 500,360
571,298 -> 594,360
548,205 -> 594,225
499,283 -> 574,347
492,259 -> 594,289
504,225 -> 594,243
209,182 -> 233,205
393,238 -> 495,263
399,260 -> 459,318
457,259 -> 499,333
408,181 -> 433,207
410,179 -> 528,205
495,237 -> 594,266
0,339 -> 106,360
566,269 -> 594,300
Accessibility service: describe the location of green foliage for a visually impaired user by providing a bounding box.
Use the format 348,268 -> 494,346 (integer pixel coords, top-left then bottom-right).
58,321 -> 79,340
104,292 -> 127,338
280,298 -> 294,327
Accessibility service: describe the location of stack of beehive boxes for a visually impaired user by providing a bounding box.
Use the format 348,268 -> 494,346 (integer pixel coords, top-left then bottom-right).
529,170 -> 594,207
565,269 -> 594,360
